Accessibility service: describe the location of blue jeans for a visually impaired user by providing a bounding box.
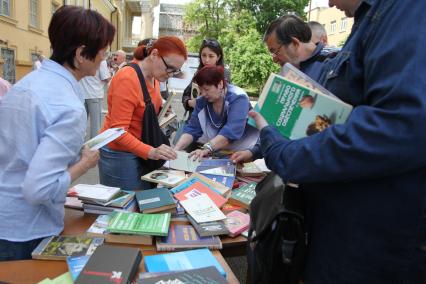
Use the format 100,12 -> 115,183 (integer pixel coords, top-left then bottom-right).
0,238 -> 43,261
99,146 -> 153,191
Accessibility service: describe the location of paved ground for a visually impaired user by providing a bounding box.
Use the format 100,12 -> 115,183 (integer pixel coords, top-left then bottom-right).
72,90 -> 248,283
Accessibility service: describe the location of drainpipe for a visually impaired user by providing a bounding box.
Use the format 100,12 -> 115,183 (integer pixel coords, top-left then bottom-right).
109,1 -> 118,50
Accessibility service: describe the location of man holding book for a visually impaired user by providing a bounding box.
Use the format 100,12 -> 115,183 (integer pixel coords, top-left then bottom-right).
250,0 -> 426,283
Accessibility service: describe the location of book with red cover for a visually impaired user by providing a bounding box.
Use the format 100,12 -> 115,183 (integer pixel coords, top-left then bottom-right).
174,181 -> 227,208
225,210 -> 250,237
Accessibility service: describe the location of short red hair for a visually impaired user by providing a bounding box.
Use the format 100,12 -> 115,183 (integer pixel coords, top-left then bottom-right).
133,36 -> 187,61
193,65 -> 225,87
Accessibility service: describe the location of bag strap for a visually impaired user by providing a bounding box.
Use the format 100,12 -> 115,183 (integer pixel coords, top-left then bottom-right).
128,62 -> 152,104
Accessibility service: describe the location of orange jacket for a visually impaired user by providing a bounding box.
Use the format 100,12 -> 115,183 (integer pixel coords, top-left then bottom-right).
101,65 -> 162,159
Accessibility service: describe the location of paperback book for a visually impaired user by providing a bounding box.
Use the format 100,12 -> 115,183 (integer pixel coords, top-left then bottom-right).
66,255 -> 90,281
137,266 -> 228,284
169,150 -> 201,172
187,215 -> 230,237
135,187 -> 176,213
68,184 -> 121,203
228,182 -> 257,209
156,223 -> 222,251
179,194 -> 227,223
107,211 -> 171,237
83,127 -> 125,150
31,235 -> 104,260
75,245 -> 141,284
83,198 -> 138,215
225,210 -> 250,237
171,172 -> 230,197
144,248 -> 226,278
195,159 -> 236,177
141,169 -> 186,187
174,179 -> 227,208
249,72 -> 352,140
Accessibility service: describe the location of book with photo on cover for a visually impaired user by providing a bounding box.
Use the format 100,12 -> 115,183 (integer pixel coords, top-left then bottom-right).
31,235 -> 104,260
156,223 -> 222,251
137,267 -> 228,284
249,72 -> 352,140
83,127 -> 125,150
141,169 -> 186,187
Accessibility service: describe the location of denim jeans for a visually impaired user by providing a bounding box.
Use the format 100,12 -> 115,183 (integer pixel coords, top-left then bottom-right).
99,146 -> 153,191
0,238 -> 43,261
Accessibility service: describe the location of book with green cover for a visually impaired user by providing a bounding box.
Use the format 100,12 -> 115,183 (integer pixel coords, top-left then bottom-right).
229,182 -> 257,209
250,72 -> 352,140
107,211 -> 171,237
135,187 -> 176,213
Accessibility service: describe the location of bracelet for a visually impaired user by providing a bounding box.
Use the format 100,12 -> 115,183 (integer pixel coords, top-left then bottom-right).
202,142 -> 214,153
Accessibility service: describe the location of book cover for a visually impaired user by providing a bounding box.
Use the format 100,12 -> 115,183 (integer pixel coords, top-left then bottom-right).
159,112 -> 177,128
250,72 -> 352,140
141,170 -> 186,188
174,180 -> 227,208
86,214 -> 152,245
144,248 -> 226,278
107,211 -> 171,237
199,173 -> 235,190
31,235 -> 104,260
67,255 -> 90,281
156,223 -> 222,251
171,173 -> 230,197
169,151 -> 201,172
137,266 -> 228,284
158,90 -> 176,123
75,245 -> 141,284
228,182 -> 257,209
221,202 -> 247,215
135,187 -> 176,213
195,159 -> 236,177
236,162 -> 264,177
180,194 -> 227,223
83,198 -> 138,215
225,211 -> 250,237
83,127 -> 125,150
69,184 -> 121,203
187,215 -> 229,237
65,196 -> 83,210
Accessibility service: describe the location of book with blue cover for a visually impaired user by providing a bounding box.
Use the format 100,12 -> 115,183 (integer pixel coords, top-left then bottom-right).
144,248 -> 226,278
66,255 -> 90,281
137,267 -> 228,284
170,173 -> 230,197
196,159 -> 236,177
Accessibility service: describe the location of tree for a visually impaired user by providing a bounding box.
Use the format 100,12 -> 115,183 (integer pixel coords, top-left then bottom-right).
239,0 -> 309,34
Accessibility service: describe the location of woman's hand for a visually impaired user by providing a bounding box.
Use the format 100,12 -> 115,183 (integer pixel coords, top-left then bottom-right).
230,150 -> 253,164
249,110 -> 269,130
189,148 -> 210,161
187,98 -> 196,108
148,144 -> 177,160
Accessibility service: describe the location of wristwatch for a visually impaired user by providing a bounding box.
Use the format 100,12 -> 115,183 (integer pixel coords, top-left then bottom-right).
202,142 -> 215,153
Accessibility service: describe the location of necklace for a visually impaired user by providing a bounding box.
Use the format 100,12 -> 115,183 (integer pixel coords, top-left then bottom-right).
206,102 -> 225,129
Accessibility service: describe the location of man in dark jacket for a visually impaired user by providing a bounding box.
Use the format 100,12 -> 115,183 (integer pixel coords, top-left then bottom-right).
250,0 -> 426,282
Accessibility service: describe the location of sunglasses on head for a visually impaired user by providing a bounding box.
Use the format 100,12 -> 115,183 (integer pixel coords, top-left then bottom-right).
202,39 -> 220,48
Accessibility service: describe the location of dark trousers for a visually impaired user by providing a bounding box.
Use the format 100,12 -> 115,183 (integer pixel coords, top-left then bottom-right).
0,238 -> 43,261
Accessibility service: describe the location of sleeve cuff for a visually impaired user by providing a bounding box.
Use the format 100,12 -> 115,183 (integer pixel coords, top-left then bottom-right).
260,126 -> 290,155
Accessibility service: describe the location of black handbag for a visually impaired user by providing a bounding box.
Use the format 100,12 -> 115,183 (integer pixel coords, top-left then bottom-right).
247,172 -> 306,284
128,63 -> 170,172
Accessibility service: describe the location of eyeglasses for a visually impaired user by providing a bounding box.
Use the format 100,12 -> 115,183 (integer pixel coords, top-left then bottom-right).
160,56 -> 181,76
269,44 -> 283,57
202,39 -> 220,48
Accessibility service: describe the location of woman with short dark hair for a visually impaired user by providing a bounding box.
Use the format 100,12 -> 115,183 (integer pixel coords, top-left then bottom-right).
0,5 -> 115,261
174,65 -> 258,160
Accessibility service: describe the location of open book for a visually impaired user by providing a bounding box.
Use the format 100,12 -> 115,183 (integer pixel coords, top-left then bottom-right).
250,68 -> 352,140
83,127 -> 125,150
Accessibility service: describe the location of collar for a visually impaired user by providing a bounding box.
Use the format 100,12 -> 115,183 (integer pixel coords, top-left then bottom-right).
299,43 -> 325,68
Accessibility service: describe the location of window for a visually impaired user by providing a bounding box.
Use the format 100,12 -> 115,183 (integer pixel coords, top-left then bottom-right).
0,0 -> 10,16
51,2 -> 59,15
29,0 -> 39,27
2,48 -> 16,83
330,20 -> 336,34
340,17 -> 348,32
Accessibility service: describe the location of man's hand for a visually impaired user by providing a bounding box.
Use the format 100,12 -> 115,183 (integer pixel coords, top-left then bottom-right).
148,144 -> 177,160
230,150 -> 254,164
249,110 -> 269,130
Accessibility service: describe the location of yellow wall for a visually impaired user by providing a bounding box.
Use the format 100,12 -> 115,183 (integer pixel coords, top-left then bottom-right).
308,6 -> 354,47
0,0 -> 121,82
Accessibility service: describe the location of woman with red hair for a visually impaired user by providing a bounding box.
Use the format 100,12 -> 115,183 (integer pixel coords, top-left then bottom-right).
174,65 -> 259,160
99,36 -> 187,190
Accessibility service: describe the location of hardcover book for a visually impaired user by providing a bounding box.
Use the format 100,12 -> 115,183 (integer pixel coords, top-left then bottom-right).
141,170 -> 186,187
107,211 -> 171,237
144,248 -> 226,278
75,245 -> 141,284
249,72 -> 352,140
83,127 -> 125,150
83,198 -> 138,215
174,180 -> 227,208
156,223 -> 222,251
179,194 -> 227,223
31,235 -> 104,260
135,187 -> 176,213
171,172 -> 230,197
225,210 -> 250,237
86,214 -> 153,245
66,255 -> 90,281
228,182 -> 257,209
137,266 -> 228,284
187,215 -> 230,237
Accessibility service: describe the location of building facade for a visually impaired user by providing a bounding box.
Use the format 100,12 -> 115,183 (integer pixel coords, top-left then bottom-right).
308,6 -> 354,47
